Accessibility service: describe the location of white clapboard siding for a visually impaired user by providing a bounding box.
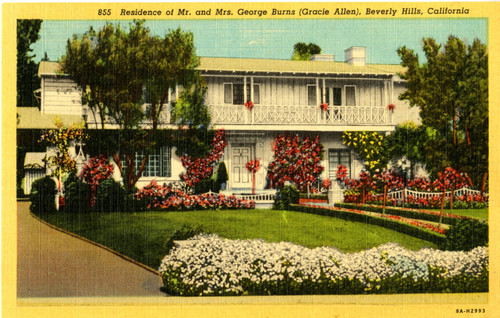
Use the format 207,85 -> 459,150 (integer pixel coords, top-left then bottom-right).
42,77 -> 83,115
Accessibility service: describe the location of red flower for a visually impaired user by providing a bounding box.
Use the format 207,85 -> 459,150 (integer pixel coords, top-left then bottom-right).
387,104 -> 396,111
244,100 -> 254,111
320,103 -> 328,111
245,159 -> 261,173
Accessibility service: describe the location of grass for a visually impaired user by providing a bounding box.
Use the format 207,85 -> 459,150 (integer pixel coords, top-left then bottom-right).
35,209 -> 439,270
427,208 -> 488,220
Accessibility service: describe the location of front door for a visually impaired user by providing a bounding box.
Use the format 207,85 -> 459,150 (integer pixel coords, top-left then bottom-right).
231,146 -> 253,188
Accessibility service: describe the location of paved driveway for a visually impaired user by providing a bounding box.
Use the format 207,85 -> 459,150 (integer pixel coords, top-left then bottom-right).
17,201 -> 165,298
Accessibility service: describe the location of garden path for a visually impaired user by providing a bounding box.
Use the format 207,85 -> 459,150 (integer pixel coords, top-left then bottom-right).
17,201 -> 165,298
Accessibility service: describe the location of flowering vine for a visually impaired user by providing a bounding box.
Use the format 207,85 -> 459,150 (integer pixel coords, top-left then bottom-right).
267,134 -> 324,192
246,159 -> 261,195
342,131 -> 387,173
320,103 -> 328,111
244,100 -> 254,111
180,129 -> 228,188
387,104 -> 396,111
80,155 -> 114,207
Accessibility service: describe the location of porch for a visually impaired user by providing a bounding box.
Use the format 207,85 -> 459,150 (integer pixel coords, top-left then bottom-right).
208,104 -> 393,128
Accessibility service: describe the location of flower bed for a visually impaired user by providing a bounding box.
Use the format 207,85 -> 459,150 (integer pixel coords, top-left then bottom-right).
336,202 -> 474,226
159,234 -> 488,296
290,204 -> 446,246
136,180 -> 255,211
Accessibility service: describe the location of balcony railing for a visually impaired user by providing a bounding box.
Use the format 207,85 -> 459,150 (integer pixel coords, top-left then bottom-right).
208,104 -> 392,126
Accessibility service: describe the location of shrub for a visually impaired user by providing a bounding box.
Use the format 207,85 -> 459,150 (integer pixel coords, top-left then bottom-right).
216,162 -> 229,190
29,176 -> 57,214
94,178 -> 126,212
159,234 -> 488,296
194,178 -> 219,194
64,178 -> 91,213
444,219 -> 488,251
273,185 -> 300,210
164,224 -> 207,255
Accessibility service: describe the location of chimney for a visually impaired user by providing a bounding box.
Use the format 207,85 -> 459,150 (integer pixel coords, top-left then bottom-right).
344,47 -> 366,66
310,54 -> 335,62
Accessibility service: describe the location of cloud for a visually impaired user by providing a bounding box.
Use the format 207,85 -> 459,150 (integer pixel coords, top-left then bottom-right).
248,41 -> 257,46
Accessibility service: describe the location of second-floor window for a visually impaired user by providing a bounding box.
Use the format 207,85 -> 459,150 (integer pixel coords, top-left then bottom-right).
307,85 -> 317,106
224,83 -> 260,105
345,85 -> 356,106
325,87 -> 342,106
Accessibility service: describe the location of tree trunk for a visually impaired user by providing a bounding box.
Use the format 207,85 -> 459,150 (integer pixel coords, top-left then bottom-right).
382,184 -> 387,214
449,187 -> 454,210
481,172 -> 488,195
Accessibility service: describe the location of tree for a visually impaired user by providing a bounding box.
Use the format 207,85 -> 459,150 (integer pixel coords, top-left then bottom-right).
17,19 -> 42,106
292,42 -> 321,61
397,36 -> 488,190
342,131 -> 389,174
61,21 -> 203,192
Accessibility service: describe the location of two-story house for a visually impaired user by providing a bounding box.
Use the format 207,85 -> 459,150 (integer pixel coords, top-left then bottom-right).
18,46 -> 420,198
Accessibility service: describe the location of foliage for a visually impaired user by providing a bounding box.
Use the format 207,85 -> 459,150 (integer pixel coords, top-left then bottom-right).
444,219 -> 488,251
268,134 -> 324,192
171,78 -> 211,128
342,131 -> 388,173
194,178 -> 219,194
17,19 -> 42,106
273,185 -> 300,210
95,178 -> 126,212
63,178 -> 91,213
29,176 -> 57,214
164,224 -> 207,255
180,129 -> 227,188
215,162 -> 229,189
385,121 -> 427,179
398,36 -> 488,189
80,155 -> 114,206
159,234 -> 487,296
292,42 -> 321,61
61,21 -> 201,192
135,180 -> 254,211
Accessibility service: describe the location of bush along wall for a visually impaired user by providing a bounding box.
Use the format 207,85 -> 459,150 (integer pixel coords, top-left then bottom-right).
158,234 -> 488,296
273,185 -> 300,210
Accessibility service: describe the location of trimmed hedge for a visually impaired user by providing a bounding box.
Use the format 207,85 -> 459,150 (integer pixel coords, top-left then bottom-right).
273,185 -> 300,210
444,219 -> 489,251
290,204 -> 446,247
335,202 -> 472,226
29,176 -> 57,214
64,178 -> 91,213
95,178 -> 126,212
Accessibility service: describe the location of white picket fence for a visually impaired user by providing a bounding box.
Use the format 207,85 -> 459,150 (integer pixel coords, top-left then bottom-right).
221,189 -> 277,203
387,187 -> 487,202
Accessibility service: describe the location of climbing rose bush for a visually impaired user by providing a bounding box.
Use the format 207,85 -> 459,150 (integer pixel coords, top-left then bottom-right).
180,130 -> 227,188
79,155 -> 114,206
267,134 -> 323,192
159,234 -> 488,296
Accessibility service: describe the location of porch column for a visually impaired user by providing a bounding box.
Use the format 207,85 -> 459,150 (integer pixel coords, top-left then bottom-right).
244,76 -> 247,102
250,76 -> 254,101
383,80 -> 388,107
175,84 -> 179,100
322,78 -> 326,103
316,78 -> 320,123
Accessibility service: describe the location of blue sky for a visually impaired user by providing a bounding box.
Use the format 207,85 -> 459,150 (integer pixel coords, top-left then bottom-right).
33,19 -> 487,65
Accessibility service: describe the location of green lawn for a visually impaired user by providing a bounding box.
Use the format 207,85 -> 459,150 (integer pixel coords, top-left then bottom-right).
35,209 -> 438,270
428,208 -> 488,220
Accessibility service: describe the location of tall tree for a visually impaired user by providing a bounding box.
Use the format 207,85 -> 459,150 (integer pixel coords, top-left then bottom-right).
61,20 -> 204,192
397,36 -> 488,190
292,42 -> 321,61
17,19 -> 42,106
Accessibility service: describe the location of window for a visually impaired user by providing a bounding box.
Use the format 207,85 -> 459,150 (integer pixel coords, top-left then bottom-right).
253,84 -> 260,104
325,87 -> 342,106
308,85 -> 317,106
345,85 -> 356,106
224,82 -> 260,105
124,146 -> 171,178
328,149 -> 351,179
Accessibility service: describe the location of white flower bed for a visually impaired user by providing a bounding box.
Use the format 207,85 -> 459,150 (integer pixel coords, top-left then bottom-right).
158,234 -> 488,296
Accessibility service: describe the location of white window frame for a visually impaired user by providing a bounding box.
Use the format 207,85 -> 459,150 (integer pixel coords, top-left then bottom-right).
223,83 -> 233,104
344,85 -> 357,106
307,84 -> 317,106
252,83 -> 261,105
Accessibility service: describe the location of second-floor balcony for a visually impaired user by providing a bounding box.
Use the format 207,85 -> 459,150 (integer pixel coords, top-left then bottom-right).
208,104 -> 394,130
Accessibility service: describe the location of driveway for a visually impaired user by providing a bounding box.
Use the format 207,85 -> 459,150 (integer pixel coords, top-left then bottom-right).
17,201 -> 165,298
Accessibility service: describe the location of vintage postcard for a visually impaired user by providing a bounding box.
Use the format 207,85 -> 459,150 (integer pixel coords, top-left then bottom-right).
2,2 -> 499,317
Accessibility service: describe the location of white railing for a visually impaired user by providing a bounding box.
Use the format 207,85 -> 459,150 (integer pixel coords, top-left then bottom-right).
208,104 -> 391,126
387,187 -> 487,201
223,190 -> 277,202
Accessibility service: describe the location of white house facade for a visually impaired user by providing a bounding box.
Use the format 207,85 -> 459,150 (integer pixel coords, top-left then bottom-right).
20,47 -> 421,196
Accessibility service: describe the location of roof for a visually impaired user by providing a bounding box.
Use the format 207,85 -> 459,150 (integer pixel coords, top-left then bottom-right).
198,57 -> 404,76
24,152 -> 46,169
39,58 -> 404,77
38,61 -> 62,77
17,107 -> 84,129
